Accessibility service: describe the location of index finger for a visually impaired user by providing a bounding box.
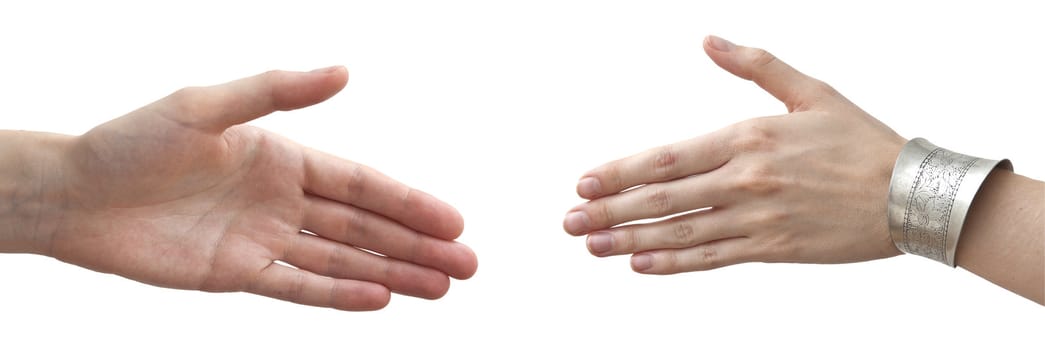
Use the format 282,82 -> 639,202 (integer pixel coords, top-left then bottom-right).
303,148 -> 465,240
576,126 -> 732,199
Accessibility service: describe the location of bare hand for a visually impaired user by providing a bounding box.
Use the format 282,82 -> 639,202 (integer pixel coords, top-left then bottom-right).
45,67 -> 477,310
564,36 -> 907,274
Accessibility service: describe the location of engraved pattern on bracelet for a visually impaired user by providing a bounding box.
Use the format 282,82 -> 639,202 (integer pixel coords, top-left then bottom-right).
887,138 -> 1011,266
899,148 -> 977,263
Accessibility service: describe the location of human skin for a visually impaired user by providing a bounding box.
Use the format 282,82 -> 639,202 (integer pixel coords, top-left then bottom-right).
563,36 -> 1044,304
0,66 -> 478,311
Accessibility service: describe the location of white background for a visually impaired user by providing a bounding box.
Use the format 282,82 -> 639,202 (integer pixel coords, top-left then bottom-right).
2,1 -> 1042,348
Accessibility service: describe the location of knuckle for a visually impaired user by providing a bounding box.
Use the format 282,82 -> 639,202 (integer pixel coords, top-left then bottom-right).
698,245 -> 720,268
398,187 -> 415,212
260,69 -> 285,83
731,163 -> 782,195
810,79 -> 838,97
661,251 -> 680,272
602,163 -> 626,191
644,188 -> 672,214
590,202 -> 614,226
789,79 -> 839,112
747,224 -> 798,263
730,120 -> 776,154
258,70 -> 285,109
672,222 -> 697,245
381,258 -> 395,281
618,229 -> 640,252
407,232 -> 424,261
760,235 -> 798,263
748,48 -> 779,73
344,164 -> 369,199
750,208 -> 790,227
277,271 -> 307,300
325,247 -> 349,277
601,202 -> 614,224
343,208 -> 368,239
167,87 -> 204,115
651,146 -> 679,178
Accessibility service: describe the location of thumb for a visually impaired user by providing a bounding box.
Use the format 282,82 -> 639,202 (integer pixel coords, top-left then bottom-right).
703,36 -> 834,112
161,66 -> 349,133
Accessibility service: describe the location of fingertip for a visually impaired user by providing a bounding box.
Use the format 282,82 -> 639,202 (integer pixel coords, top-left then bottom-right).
586,232 -> 613,257
310,65 -> 349,100
450,244 -> 479,280
705,35 -> 736,52
426,274 -> 452,300
435,203 -> 466,241
314,65 -> 349,89
446,205 -> 466,239
576,176 -> 602,199
263,67 -> 349,113
364,288 -> 393,311
630,254 -> 654,273
310,65 -> 347,74
334,282 -> 391,311
563,209 -> 590,236
702,35 -> 741,79
701,35 -> 720,58
407,189 -> 465,240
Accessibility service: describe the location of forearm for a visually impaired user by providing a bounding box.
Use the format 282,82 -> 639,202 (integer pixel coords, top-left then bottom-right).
956,169 -> 1045,304
0,130 -> 70,255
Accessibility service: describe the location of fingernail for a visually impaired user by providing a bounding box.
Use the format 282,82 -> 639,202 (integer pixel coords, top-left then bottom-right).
587,232 -> 613,254
706,35 -> 735,52
564,211 -> 591,233
631,254 -> 653,272
577,177 -> 602,198
310,65 -> 343,74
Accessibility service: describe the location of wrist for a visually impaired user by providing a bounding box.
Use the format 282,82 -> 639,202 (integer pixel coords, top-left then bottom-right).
0,130 -> 74,255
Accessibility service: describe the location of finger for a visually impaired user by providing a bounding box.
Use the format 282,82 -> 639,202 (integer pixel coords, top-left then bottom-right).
630,237 -> 755,274
586,208 -> 739,257
564,170 -> 734,235
303,195 -> 478,279
283,232 -> 452,300
576,127 -> 732,199
159,66 -> 349,133
703,35 -> 836,112
303,147 -> 464,240
248,263 -> 391,311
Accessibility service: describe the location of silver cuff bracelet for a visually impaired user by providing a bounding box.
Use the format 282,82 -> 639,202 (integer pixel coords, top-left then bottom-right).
887,138 -> 1012,267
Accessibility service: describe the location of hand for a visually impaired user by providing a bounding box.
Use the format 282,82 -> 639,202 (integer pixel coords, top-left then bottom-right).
44,67 -> 477,310
564,36 -> 908,274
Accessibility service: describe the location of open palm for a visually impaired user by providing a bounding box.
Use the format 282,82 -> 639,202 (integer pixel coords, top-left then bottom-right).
47,67 -> 477,311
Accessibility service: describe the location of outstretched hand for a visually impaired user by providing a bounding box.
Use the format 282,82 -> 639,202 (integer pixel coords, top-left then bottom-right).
45,66 -> 477,310
565,36 -> 907,273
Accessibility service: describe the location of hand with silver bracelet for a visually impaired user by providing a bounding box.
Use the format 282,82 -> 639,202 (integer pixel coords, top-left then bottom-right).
564,36 -> 1044,304
0,67 -> 478,311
